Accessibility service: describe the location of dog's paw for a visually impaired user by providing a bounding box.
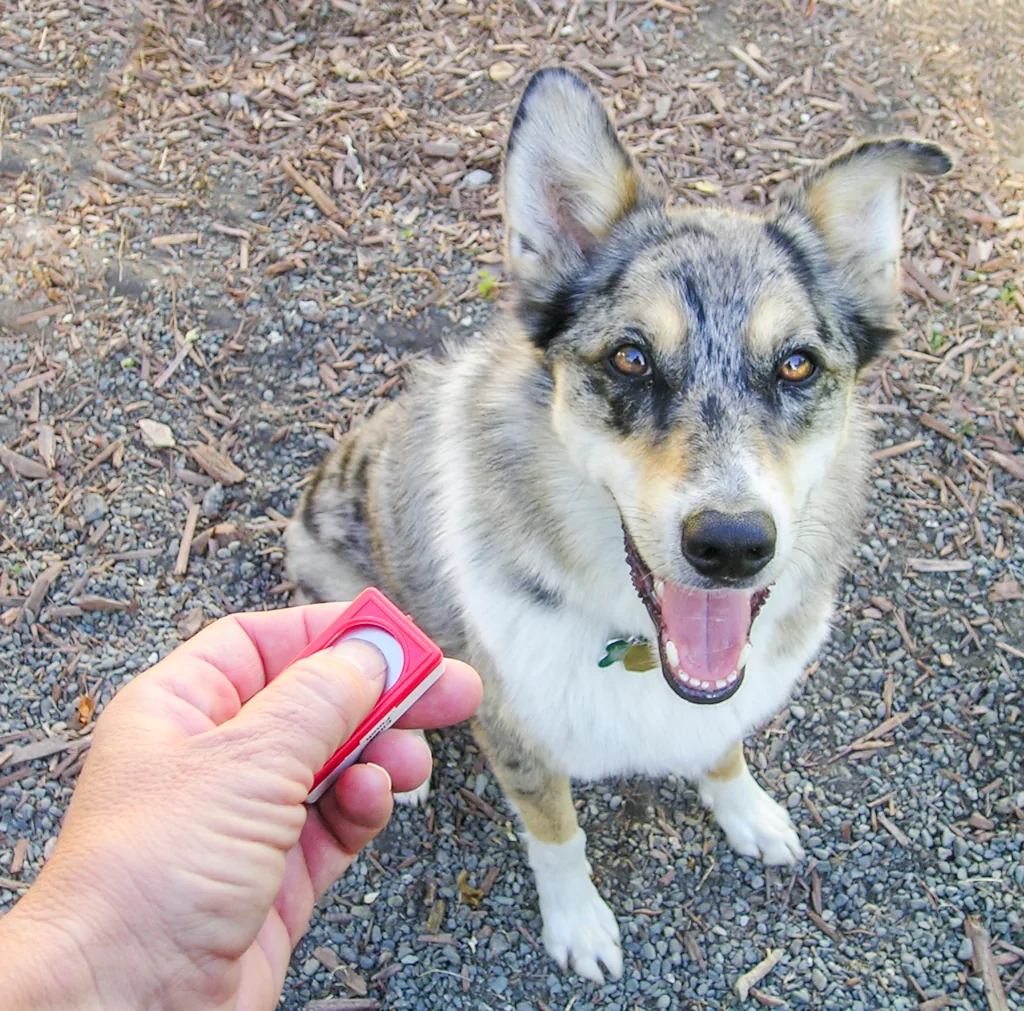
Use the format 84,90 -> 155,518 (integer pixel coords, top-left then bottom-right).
393,777 -> 431,808
525,828 -> 623,983
540,877 -> 623,983
700,768 -> 804,866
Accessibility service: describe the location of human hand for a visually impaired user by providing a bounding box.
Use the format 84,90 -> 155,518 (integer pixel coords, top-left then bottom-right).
0,603 -> 482,1011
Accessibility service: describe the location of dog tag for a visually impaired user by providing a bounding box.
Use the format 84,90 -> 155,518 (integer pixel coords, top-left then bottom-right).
622,641 -> 657,672
599,636 -> 657,673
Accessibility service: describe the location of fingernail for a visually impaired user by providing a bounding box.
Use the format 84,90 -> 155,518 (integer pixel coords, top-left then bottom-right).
328,638 -> 387,682
364,761 -> 392,792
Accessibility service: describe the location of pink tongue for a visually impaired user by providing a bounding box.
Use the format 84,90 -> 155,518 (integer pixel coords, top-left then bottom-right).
661,585 -> 751,684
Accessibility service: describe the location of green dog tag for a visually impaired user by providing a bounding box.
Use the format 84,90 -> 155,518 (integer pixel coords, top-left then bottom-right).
599,637 -> 658,673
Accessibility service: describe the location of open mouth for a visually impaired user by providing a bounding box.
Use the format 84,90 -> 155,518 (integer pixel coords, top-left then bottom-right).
623,526 -> 770,704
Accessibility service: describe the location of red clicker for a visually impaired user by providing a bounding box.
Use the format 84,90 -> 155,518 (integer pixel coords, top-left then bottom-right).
289,588 -> 445,804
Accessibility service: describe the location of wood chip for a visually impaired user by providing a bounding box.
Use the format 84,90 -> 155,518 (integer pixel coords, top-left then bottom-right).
988,579 -> 1022,603
735,949 -> 784,1000
93,158 -> 156,189
727,44 -> 774,83
988,451 -> 1024,482
872,439 -> 925,460
303,1000 -> 381,1011
190,445 -> 246,485
139,418 -> 176,449
81,438 -> 124,475
918,413 -> 959,442
281,158 -> 342,220
71,595 -> 131,612
10,838 -> 29,875
965,917 -> 1010,1011
1,446 -> 50,479
174,503 -> 202,577
908,557 -> 973,573
918,997 -> 951,1011
23,561 -> 63,621
6,733 -> 91,766
422,141 -> 461,159
877,811 -> 910,847
151,232 -> 200,248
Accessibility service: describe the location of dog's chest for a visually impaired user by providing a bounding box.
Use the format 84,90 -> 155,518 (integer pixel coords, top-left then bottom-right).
484,576 -> 820,783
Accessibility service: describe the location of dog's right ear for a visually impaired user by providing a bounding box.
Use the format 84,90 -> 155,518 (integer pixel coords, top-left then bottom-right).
503,69 -> 649,347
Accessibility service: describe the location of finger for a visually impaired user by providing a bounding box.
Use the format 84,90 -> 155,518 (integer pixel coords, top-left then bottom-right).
222,639 -> 387,780
360,729 -> 432,794
394,659 -> 482,730
314,763 -> 394,871
135,603 -> 358,728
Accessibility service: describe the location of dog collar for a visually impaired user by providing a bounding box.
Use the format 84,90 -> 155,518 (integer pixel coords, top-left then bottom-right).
599,636 -> 658,673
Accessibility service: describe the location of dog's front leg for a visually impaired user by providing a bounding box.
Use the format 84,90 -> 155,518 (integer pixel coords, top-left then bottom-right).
473,719 -> 622,983
698,741 -> 805,865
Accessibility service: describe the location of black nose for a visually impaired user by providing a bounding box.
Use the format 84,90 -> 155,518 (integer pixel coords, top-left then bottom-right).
682,510 -> 776,582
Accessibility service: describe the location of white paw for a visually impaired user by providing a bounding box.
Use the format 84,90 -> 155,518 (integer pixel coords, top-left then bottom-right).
394,777 -> 431,808
525,829 -> 623,983
393,729 -> 431,807
700,767 -> 805,866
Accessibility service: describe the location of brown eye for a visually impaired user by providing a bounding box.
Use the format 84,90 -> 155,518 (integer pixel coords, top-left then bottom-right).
777,351 -> 816,384
610,345 -> 650,377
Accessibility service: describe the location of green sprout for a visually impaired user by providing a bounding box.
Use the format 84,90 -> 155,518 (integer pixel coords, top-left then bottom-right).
477,270 -> 498,300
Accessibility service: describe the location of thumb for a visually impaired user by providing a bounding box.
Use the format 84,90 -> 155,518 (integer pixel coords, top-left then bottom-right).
225,638 -> 388,782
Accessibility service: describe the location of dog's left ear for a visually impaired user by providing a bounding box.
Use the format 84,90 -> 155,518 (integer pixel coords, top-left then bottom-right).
786,138 -> 952,365
503,69 -> 652,346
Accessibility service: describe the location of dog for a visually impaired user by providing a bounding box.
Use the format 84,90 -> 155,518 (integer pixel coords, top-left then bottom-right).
286,68 -> 951,982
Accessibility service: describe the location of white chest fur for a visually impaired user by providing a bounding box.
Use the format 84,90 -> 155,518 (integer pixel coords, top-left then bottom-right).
457,542 -> 831,783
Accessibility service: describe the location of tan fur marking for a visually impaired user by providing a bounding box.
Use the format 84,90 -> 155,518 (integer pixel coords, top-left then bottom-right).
643,290 -> 687,355
747,289 -> 812,357
633,425 -> 693,487
705,741 -> 745,782
473,720 -> 578,845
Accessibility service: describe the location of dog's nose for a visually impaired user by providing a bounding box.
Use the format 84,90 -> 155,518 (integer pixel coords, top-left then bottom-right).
681,510 -> 776,582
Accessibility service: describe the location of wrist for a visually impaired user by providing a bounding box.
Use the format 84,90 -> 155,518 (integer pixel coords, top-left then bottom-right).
0,873 -> 144,1011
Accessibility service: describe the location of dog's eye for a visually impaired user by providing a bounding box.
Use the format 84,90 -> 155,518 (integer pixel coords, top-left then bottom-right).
777,351 -> 816,384
610,345 -> 650,377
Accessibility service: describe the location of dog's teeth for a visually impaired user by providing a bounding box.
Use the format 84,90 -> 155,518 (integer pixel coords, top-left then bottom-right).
664,639 -> 679,668
655,580 -> 665,599
715,679 -> 727,689
726,671 -> 739,684
738,643 -> 752,670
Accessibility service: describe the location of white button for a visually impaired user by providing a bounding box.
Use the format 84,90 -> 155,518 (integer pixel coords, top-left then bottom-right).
340,627 -> 404,690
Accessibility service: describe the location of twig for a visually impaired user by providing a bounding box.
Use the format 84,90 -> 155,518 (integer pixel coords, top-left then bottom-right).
735,949 -> 783,1000
965,917 -> 1009,1011
174,503 -> 201,577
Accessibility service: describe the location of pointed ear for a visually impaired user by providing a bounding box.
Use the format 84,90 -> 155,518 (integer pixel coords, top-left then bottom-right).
503,69 -> 652,345
795,138 -> 952,325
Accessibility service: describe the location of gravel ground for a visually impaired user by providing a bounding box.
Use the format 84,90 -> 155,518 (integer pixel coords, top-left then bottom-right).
2,2 -> 1022,1009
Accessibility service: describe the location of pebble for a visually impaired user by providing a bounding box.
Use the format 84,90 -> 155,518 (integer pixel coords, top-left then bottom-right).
463,169 -> 493,187
81,493 -> 107,524
202,483 -> 225,518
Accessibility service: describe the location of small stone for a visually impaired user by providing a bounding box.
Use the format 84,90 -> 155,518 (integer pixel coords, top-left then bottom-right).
202,483 -> 225,518
463,169 -> 493,187
229,92 -> 247,108
811,968 -> 828,991
957,937 -> 973,961
939,653 -> 953,667
488,60 -> 516,82
301,956 -> 319,976
489,975 -> 508,994
81,493 -> 107,524
139,418 -> 175,449
297,299 -> 323,322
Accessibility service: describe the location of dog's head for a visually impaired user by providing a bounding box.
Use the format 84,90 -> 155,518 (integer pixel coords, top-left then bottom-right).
503,69 -> 951,704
